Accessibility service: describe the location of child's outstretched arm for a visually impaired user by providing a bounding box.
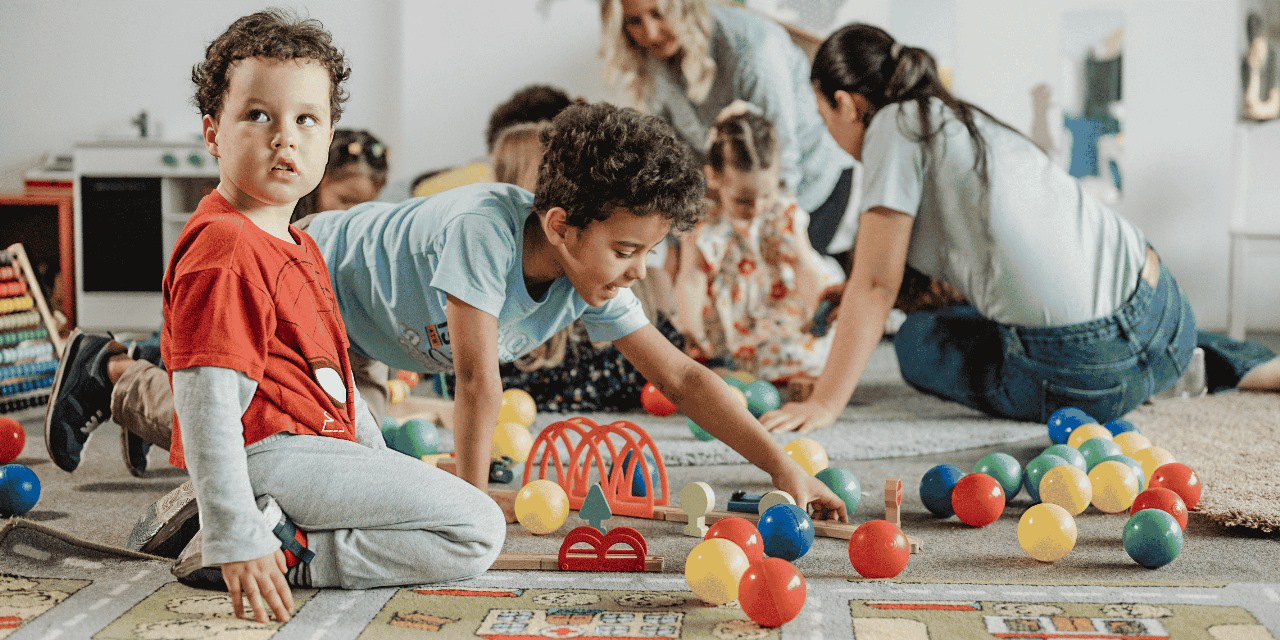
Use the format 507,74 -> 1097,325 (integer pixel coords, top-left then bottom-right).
613,325 -> 847,521
443,294 -> 502,493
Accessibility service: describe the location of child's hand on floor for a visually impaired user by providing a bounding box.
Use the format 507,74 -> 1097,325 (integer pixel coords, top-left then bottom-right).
770,465 -> 848,522
223,550 -> 294,623
760,400 -> 841,433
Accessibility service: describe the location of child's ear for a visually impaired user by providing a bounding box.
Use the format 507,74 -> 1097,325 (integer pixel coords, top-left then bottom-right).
541,207 -> 572,247
835,90 -> 872,124
201,114 -> 220,158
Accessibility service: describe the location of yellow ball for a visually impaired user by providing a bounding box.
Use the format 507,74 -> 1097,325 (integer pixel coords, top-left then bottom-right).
514,480 -> 569,535
386,379 -> 409,404
684,538 -> 751,605
727,386 -> 749,409
725,371 -> 757,384
1132,446 -> 1176,485
1017,503 -> 1077,562
1038,465 -> 1092,515
493,422 -> 534,462
498,389 -> 537,427
1066,423 -> 1112,449
1113,431 -> 1152,457
1088,460 -> 1141,513
783,437 -> 829,476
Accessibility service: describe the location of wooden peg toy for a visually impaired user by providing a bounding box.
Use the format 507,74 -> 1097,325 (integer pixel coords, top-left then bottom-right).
884,478 -> 923,553
757,490 -> 796,516
679,482 -> 714,537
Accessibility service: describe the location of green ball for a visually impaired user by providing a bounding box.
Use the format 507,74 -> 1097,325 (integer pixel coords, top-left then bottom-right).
1101,454 -> 1146,491
723,376 -> 749,391
1024,454 -> 1069,503
1079,438 -> 1123,471
743,380 -> 782,418
1123,508 -> 1183,568
815,467 -> 861,514
379,416 -> 401,447
1042,444 -> 1087,472
687,417 -> 716,441
974,452 -> 1022,500
394,418 -> 440,458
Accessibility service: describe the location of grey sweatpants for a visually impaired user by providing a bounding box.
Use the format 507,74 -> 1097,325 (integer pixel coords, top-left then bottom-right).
245,432 -> 505,589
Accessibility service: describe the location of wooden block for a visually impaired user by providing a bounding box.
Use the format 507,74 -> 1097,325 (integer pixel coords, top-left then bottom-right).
678,482 -> 714,537
490,553 -> 664,572
654,505 -> 859,540
884,479 -> 903,529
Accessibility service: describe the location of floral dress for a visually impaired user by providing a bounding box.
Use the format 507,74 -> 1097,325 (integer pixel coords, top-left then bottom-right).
694,195 -> 838,381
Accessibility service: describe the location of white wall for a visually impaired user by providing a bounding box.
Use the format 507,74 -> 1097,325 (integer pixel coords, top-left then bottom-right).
0,0 -> 401,193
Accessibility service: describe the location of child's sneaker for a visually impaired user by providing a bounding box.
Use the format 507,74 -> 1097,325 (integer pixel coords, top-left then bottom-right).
127,481 -> 199,558
43,329 -> 121,472
173,496 -> 314,590
121,429 -> 152,477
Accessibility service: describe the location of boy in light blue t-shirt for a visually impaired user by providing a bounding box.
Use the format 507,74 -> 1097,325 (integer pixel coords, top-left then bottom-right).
306,103 -> 846,517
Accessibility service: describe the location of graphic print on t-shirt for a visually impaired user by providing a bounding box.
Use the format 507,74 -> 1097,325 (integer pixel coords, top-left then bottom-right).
274,256 -> 349,409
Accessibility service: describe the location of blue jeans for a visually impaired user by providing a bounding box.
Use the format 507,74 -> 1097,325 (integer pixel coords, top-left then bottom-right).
894,263 -> 1201,423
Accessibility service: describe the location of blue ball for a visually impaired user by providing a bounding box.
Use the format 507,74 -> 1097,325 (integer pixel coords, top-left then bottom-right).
919,464 -> 966,517
0,464 -> 40,516
1042,444 -> 1088,472
1105,418 -> 1139,436
1101,454 -> 1146,491
1023,454 -> 1070,503
757,504 -> 814,561
611,451 -> 659,498
394,418 -> 440,458
1047,407 -> 1094,445
1078,438 -> 1123,471
1123,509 -> 1183,568
743,380 -> 782,418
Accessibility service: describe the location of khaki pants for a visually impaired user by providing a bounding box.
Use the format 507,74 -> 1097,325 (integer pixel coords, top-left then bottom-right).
112,349 -> 389,451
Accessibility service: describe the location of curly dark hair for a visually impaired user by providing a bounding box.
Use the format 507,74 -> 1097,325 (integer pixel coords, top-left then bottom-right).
486,85 -> 574,152
192,9 -> 351,122
534,103 -> 705,233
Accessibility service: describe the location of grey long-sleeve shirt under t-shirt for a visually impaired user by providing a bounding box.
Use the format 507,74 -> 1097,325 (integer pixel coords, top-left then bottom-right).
171,366 -> 386,566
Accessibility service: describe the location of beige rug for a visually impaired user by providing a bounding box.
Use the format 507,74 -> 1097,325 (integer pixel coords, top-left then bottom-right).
1129,391 -> 1280,533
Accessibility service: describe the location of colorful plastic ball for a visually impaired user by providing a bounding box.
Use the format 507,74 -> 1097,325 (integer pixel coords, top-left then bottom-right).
393,418 -> 440,458
738,558 -> 807,627
0,417 -> 25,464
612,451 -> 659,498
1067,423 -> 1112,449
685,538 -> 751,605
815,467 -> 861,515
1038,465 -> 1092,515
1132,446 -> 1176,485
1105,418 -> 1138,436
1047,407 -> 1094,445
1148,463 -> 1202,511
1088,460 -> 1141,513
950,473 -> 1006,527
492,422 -> 534,463
1101,454 -> 1146,491
1078,438 -> 1123,471
640,382 -> 677,417
725,371 -> 757,385
514,480 -> 569,535
1042,444 -> 1087,472
0,464 -> 40,516
705,516 -> 764,564
497,389 -> 537,427
1023,454 -> 1070,503
783,438 -> 829,476
1113,431 -> 1153,457
1131,488 -> 1189,530
386,378 -> 409,404
1122,508 -> 1184,568
974,453 -> 1022,501
396,370 -> 421,388
757,504 -> 814,561
687,417 -> 716,441
847,519 -> 910,578
744,380 -> 782,418
723,376 -> 749,392
1017,503 -> 1077,562
919,464 -> 966,517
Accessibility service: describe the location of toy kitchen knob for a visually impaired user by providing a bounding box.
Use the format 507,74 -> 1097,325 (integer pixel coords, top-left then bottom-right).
187,153 -> 204,167
161,153 -> 178,167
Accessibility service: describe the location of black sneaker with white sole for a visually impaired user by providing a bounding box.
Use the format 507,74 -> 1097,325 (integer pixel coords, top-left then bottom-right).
43,329 -> 120,472
127,481 -> 199,558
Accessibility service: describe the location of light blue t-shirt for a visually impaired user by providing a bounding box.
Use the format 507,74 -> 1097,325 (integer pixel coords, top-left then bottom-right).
859,98 -> 1147,327
649,4 -> 853,216
305,184 -> 650,373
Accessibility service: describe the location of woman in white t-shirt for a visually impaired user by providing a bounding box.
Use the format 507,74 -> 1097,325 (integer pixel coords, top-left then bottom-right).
762,23 -> 1280,432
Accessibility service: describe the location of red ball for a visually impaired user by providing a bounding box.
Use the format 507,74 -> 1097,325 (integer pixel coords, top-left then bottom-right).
847,519 -> 910,578
738,558 -> 806,627
950,473 -> 1005,527
1131,487 -> 1189,530
705,516 -> 764,564
640,382 -> 677,417
1148,463 -> 1202,511
0,418 -> 24,465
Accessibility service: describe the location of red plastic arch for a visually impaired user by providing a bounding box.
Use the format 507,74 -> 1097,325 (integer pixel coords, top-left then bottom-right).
523,418 -> 669,518
557,526 -> 648,572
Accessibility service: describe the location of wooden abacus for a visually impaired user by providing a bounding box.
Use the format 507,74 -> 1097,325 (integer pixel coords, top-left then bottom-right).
0,243 -> 63,415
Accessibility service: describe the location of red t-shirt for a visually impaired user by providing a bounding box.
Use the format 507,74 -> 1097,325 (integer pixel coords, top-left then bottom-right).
161,192 -> 356,468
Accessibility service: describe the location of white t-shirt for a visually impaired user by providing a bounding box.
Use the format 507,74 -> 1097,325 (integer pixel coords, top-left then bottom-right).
858,98 -> 1147,327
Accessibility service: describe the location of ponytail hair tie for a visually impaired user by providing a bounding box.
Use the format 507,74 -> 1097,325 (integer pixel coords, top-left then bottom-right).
890,42 -> 904,60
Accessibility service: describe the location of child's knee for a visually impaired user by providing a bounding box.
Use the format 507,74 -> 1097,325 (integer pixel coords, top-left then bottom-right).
457,498 -> 506,576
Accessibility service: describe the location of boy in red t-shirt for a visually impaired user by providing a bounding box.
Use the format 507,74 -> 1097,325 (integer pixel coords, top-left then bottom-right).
158,10 -> 502,623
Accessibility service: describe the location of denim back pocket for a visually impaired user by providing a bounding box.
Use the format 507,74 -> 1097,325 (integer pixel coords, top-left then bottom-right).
1041,378 -> 1128,424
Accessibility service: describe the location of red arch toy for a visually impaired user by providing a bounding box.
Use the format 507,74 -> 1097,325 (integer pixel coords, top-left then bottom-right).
523,418 -> 669,518
557,526 -> 648,571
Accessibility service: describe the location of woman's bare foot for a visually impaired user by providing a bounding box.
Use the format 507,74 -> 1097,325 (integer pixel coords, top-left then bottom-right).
1239,357 -> 1280,391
